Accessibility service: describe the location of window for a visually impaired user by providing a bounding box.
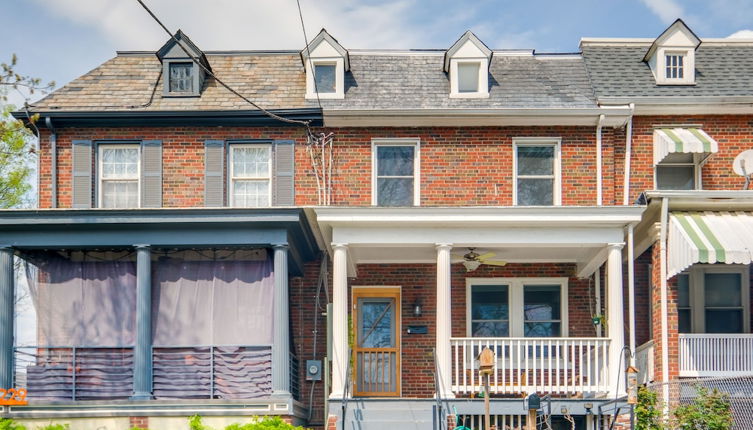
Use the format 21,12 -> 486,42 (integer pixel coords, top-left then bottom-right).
665,54 -> 684,80
656,153 -> 698,190
99,145 -> 140,208
678,266 -> 749,334
229,144 -> 271,207
514,140 -> 561,206
467,278 -> 568,338
372,140 -> 419,206
314,64 -> 336,94
168,62 -> 194,94
457,62 -> 480,93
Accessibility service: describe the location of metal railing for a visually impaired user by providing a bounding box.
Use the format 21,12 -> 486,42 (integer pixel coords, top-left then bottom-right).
679,333 -> 753,377
151,345 -> 272,399
13,346 -> 134,401
289,352 -> 300,400
450,337 -> 611,396
341,349 -> 352,430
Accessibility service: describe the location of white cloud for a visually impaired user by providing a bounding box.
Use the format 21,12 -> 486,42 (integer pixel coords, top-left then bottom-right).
638,0 -> 684,24
30,0 -> 432,50
728,29 -> 753,38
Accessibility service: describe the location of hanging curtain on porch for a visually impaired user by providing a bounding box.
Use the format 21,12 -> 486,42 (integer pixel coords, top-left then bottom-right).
23,250 -> 137,346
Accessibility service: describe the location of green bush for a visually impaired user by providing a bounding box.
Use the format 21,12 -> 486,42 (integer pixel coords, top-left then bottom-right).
0,418 -> 26,430
673,386 -> 733,430
189,415 -> 211,430
37,425 -> 69,430
635,386 -> 665,430
189,415 -> 307,430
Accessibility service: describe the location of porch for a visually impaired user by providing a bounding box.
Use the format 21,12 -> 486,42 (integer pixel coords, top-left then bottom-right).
315,206 -> 643,405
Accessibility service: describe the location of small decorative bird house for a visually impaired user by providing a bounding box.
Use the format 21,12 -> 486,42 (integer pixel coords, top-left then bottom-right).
626,365 -> 639,405
478,347 -> 495,375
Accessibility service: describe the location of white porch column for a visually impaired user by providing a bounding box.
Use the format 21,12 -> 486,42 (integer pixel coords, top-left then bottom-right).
272,244 -> 290,396
330,243 -> 348,398
436,243 -> 453,397
607,242 -> 626,398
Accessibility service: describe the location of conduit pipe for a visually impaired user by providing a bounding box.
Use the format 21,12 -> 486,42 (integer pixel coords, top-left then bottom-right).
596,114 -> 605,206
622,103 -> 635,205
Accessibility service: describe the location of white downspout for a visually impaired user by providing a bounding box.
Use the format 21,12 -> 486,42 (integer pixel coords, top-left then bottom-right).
596,114 -> 605,206
659,197 -> 670,407
622,103 -> 635,206
627,223 -> 636,366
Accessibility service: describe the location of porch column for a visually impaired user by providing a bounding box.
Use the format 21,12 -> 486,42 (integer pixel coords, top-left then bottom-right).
0,247 -> 14,390
272,244 -> 290,396
436,243 -> 453,397
330,243 -> 348,398
606,243 -> 626,398
132,244 -> 153,400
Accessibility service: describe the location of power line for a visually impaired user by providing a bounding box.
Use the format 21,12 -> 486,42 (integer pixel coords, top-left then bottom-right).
134,0 -> 312,129
296,0 -> 323,113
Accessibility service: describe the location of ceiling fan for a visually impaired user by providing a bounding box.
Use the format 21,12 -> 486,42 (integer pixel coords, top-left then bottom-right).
452,247 -> 507,272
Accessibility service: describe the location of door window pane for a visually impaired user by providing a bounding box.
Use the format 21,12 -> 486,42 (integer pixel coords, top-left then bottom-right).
470,285 -> 509,337
314,64 -> 336,93
457,62 -> 480,93
358,298 -> 395,348
375,145 -> 416,206
656,165 -> 695,190
524,285 -> 561,337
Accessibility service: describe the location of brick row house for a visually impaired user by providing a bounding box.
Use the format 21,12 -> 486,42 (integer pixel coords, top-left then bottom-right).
1,19 -> 752,429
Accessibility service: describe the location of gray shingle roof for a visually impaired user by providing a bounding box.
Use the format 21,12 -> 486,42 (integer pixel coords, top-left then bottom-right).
31,50 -> 598,112
581,43 -> 753,100
319,53 -> 597,110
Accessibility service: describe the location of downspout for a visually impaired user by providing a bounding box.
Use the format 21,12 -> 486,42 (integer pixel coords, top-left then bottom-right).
44,117 -> 57,208
627,223 -> 636,366
622,103 -> 635,206
659,197 -> 670,407
596,114 -> 605,206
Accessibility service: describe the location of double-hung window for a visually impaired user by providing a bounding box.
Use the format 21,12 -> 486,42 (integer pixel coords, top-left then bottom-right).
372,140 -> 419,206
229,144 -> 272,207
678,266 -> 749,334
467,278 -> 567,338
514,140 -> 561,206
99,144 -> 140,208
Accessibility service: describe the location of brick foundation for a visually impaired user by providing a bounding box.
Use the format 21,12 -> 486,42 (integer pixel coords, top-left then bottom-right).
128,416 -> 149,429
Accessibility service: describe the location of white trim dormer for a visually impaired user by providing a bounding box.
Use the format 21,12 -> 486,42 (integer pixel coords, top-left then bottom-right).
644,19 -> 701,85
301,29 -> 349,100
444,31 -> 492,98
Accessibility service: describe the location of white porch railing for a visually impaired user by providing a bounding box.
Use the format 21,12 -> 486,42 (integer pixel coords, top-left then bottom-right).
635,341 -> 655,385
679,334 -> 753,377
450,337 -> 610,396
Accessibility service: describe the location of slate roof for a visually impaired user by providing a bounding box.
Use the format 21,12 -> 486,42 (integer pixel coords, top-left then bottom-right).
30,53 -> 310,111
30,50 -> 598,112
581,43 -> 753,101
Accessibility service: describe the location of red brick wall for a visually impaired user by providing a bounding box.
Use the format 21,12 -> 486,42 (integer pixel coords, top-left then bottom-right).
348,262 -> 599,397
42,126 -> 606,208
650,244 -> 680,381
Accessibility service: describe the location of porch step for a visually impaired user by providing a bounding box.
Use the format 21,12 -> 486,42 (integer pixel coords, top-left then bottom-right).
335,399 -> 436,430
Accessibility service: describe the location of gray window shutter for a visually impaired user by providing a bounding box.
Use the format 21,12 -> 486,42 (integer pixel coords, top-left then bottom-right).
273,140 -> 295,206
140,140 -> 162,208
204,140 -> 225,207
71,140 -> 93,208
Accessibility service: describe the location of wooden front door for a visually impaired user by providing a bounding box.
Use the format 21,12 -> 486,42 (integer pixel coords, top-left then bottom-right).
353,288 -> 401,397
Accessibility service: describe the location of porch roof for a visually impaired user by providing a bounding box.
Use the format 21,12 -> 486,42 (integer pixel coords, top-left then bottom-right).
315,206 -> 644,277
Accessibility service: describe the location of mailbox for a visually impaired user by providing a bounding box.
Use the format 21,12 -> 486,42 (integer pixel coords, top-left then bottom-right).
525,393 -> 541,411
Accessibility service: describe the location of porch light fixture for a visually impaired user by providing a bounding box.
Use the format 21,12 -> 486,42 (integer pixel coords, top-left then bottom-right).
462,259 -> 481,272
413,299 -> 423,317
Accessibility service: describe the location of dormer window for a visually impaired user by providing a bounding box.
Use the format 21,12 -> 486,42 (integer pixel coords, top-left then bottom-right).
302,29 -> 349,100
169,62 -> 194,93
445,31 -> 492,98
156,30 -> 211,97
643,19 -> 699,85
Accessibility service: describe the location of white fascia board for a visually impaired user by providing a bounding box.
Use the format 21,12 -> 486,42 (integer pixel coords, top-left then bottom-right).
641,190 -> 753,211
323,107 -> 633,127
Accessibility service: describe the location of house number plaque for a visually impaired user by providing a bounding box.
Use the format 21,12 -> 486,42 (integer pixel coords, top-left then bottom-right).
0,388 -> 28,405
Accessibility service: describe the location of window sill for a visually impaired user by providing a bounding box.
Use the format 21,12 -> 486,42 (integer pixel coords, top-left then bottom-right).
449,92 -> 490,99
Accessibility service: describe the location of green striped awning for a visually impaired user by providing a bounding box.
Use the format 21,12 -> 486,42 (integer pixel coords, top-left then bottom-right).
653,128 -> 719,165
668,212 -> 753,277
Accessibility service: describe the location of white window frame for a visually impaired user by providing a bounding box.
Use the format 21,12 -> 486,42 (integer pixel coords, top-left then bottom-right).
305,58 -> 344,100
97,143 -> 141,209
512,138 -> 562,206
654,153 -> 703,190
228,143 -> 273,208
465,277 -> 569,338
657,48 -> 695,85
371,138 -> 421,207
681,265 -> 750,334
449,58 -> 489,98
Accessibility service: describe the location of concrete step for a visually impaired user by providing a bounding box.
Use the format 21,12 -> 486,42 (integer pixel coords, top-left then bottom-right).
336,399 -> 437,430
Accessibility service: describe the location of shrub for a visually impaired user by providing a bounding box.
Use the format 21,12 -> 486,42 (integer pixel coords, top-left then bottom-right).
673,386 -> 733,430
37,425 -> 69,430
0,418 -> 26,430
224,416 -> 306,430
635,386 -> 665,430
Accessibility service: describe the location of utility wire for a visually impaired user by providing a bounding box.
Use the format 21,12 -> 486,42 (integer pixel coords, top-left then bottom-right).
134,0 -> 312,129
296,0 -> 323,113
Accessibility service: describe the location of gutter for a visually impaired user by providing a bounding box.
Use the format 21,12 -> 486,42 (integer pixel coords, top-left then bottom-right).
324,106 -> 634,117
44,117 -> 57,209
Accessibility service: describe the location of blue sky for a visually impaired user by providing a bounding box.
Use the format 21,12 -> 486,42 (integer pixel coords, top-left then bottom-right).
2,0 -> 753,105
